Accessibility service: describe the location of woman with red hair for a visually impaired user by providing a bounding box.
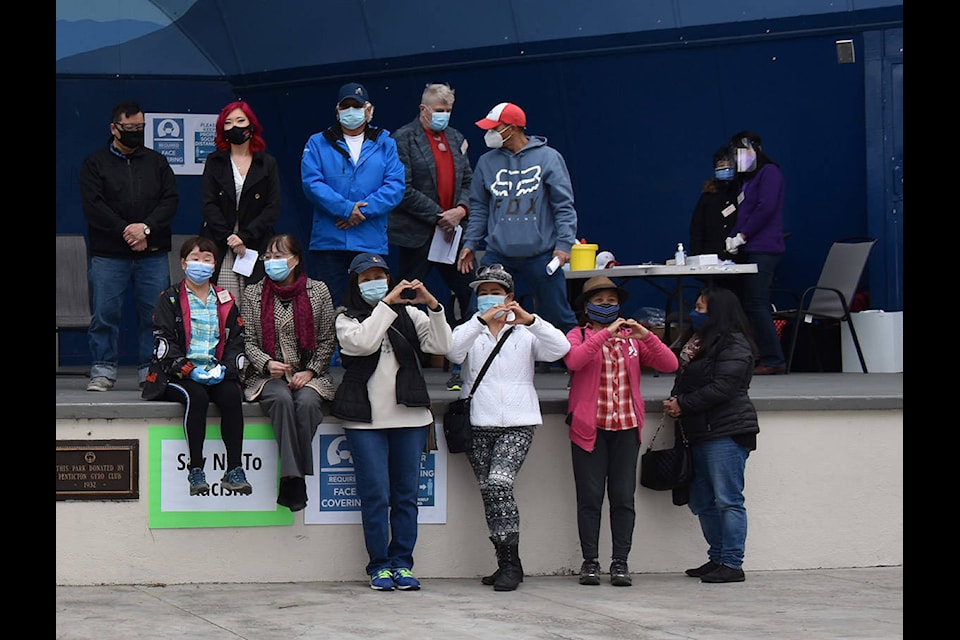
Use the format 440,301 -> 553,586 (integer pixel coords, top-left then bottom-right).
200,100 -> 280,302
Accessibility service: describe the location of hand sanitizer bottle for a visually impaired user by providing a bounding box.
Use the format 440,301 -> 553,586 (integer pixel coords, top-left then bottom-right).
675,243 -> 686,266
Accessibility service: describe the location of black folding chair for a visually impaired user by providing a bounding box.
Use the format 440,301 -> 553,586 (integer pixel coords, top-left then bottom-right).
773,237 -> 876,373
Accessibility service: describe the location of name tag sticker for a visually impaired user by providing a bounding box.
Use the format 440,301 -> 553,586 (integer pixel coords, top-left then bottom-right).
217,290 -> 233,304
722,204 -> 736,217
737,192 -> 745,205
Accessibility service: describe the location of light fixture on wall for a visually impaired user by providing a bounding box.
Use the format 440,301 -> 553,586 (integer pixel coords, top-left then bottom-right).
836,39 -> 855,64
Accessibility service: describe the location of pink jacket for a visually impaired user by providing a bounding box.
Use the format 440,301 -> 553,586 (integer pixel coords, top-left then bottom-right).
564,325 -> 679,452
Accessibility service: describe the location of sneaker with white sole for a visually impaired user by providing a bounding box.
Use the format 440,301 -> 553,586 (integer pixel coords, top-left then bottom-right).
370,568 -> 395,591
188,467 -> 210,496
86,376 -> 115,392
220,466 -> 253,494
392,568 -> 421,590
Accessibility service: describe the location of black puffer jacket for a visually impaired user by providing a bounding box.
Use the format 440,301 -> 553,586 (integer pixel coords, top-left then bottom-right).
669,332 -> 759,445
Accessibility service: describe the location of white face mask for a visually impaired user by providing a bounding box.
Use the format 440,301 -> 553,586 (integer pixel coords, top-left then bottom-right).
484,128 -> 510,149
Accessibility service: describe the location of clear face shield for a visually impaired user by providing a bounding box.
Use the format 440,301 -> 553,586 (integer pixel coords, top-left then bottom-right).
735,138 -> 758,173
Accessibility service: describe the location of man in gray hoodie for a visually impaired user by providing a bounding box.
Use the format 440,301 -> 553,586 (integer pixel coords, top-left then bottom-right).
457,102 -> 579,335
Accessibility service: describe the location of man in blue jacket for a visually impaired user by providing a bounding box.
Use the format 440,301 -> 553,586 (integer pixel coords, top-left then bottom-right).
301,82 -> 405,307
458,102 -> 578,336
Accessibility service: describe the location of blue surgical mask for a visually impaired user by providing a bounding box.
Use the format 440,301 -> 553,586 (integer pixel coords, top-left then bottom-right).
429,112 -> 450,131
264,258 -> 291,282
185,261 -> 214,285
689,309 -> 708,331
477,294 -> 506,314
714,167 -> 735,181
338,106 -> 366,130
585,302 -> 620,325
359,279 -> 388,304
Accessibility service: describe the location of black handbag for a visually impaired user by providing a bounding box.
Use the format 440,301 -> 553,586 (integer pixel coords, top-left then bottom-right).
640,415 -> 693,491
443,327 -> 514,453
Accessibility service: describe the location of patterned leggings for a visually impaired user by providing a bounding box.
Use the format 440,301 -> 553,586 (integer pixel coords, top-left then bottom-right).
467,424 -> 536,544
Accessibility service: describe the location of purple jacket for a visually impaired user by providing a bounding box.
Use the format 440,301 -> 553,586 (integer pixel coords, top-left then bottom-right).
733,163 -> 785,254
564,326 -> 679,452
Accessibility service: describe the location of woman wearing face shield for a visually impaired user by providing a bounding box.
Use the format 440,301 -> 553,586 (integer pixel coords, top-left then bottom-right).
689,145 -> 746,298
723,131 -> 787,375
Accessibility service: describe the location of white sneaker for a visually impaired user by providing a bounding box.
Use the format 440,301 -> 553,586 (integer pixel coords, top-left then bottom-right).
86,377 -> 115,392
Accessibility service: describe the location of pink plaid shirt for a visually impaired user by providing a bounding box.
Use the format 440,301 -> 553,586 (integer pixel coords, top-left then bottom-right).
595,339 -> 639,431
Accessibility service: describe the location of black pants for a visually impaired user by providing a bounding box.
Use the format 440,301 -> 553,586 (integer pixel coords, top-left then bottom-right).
571,428 -> 640,561
164,378 -> 245,470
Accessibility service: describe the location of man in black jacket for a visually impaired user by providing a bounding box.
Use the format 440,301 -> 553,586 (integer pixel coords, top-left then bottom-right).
80,100 -> 179,391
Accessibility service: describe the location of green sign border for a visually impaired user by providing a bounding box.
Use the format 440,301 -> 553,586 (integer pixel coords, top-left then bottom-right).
148,423 -> 294,529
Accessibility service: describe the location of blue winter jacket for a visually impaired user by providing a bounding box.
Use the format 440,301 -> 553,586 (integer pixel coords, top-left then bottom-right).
301,124 -> 405,254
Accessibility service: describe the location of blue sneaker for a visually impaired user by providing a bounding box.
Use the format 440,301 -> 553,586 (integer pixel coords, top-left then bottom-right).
220,466 -> 253,495
188,467 -> 209,496
392,568 -> 421,591
370,568 -> 395,591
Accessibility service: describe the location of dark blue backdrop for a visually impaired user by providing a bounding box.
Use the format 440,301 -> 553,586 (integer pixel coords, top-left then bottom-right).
55,11 -> 902,366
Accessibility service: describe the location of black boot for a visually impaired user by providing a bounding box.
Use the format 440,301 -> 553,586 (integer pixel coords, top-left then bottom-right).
482,538 -> 525,585
493,543 -> 523,591
481,538 -> 504,585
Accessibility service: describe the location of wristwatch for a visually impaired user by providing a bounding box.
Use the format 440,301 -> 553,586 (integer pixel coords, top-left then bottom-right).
143,224 -> 151,236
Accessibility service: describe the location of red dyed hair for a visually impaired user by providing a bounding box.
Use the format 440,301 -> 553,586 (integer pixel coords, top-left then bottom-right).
214,100 -> 266,152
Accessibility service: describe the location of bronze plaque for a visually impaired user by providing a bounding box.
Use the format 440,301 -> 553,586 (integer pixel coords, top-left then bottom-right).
56,439 -> 139,500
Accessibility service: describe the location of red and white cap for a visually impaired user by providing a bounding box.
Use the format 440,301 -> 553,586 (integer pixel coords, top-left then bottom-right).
475,102 -> 527,130
595,251 -> 619,270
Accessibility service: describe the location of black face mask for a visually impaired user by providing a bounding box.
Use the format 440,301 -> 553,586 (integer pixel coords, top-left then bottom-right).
117,129 -> 144,149
223,125 -> 252,145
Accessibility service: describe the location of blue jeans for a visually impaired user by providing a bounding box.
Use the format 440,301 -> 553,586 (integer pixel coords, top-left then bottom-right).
481,250 -> 578,334
88,254 -> 170,381
310,250 -> 357,309
740,251 -> 786,367
344,426 -> 428,575
688,436 -> 750,569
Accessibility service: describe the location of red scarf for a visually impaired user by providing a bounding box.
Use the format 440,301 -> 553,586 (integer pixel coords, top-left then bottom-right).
260,272 -> 316,358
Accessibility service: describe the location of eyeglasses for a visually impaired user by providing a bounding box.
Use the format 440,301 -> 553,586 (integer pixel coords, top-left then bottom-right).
113,122 -> 146,132
261,252 -> 293,262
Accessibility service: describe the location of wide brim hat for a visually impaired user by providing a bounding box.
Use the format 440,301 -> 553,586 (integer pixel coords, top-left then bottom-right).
576,275 -> 629,307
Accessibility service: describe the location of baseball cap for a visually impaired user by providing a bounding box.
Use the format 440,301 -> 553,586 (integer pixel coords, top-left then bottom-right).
595,251 -> 620,270
338,82 -> 370,106
469,263 -> 514,292
475,102 -> 527,130
348,252 -> 390,275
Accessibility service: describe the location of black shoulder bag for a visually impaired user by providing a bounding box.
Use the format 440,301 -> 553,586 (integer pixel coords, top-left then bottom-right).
443,327 -> 514,453
639,414 -> 694,491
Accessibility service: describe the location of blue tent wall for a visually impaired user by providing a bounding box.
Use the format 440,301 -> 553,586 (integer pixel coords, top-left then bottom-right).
55,5 -> 903,367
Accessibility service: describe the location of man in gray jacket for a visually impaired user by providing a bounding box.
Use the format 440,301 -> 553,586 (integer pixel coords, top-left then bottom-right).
458,101 -> 579,336
390,83 -> 476,390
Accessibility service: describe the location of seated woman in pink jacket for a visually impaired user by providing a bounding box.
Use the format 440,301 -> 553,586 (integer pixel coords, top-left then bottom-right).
564,276 -> 678,588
